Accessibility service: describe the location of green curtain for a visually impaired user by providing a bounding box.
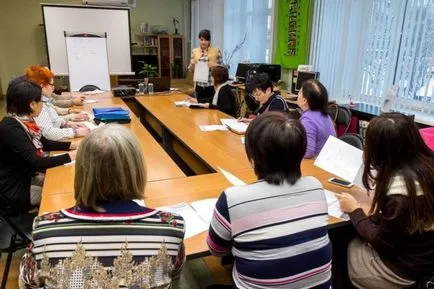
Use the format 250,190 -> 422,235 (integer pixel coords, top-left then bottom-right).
273,0 -> 311,69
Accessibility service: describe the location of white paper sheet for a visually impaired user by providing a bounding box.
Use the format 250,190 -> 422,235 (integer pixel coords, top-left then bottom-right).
218,167 -> 247,186
174,101 -> 191,107
190,198 -> 218,223
82,89 -> 105,95
83,99 -> 99,104
83,121 -> 104,131
314,136 -> 363,183
157,203 -> 209,239
199,125 -> 229,132
193,61 -> 209,83
220,118 -> 248,134
323,190 -> 349,220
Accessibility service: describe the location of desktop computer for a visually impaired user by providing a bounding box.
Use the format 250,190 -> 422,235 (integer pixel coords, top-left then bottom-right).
235,63 -> 281,83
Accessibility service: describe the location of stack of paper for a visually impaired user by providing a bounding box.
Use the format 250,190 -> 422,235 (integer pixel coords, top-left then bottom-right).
314,136 -> 364,188
220,119 -> 248,134
157,199 -> 218,239
199,125 -> 228,132
174,101 -> 191,107
83,99 -> 99,104
82,89 -> 105,95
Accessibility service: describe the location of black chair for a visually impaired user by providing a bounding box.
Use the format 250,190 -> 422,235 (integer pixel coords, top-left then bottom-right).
409,276 -> 434,289
336,106 -> 352,135
79,84 -> 101,92
0,195 -> 35,289
339,133 -> 364,149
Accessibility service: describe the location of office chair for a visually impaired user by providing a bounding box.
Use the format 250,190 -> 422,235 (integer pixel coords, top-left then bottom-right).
339,133 -> 364,149
0,195 -> 35,289
79,84 -> 101,92
336,106 -> 352,136
328,103 -> 339,123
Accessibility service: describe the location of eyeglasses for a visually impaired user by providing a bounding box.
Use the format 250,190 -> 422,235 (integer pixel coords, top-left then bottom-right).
47,83 -> 55,87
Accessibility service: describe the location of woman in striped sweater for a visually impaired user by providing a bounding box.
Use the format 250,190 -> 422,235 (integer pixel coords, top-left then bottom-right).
19,125 -> 185,289
207,112 -> 332,289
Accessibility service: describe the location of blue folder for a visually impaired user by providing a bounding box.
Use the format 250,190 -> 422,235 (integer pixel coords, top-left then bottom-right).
92,107 -> 130,120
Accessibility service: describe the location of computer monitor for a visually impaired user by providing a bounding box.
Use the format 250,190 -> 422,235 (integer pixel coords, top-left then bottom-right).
294,71 -> 320,93
235,63 -> 282,83
258,64 -> 281,83
235,63 -> 257,82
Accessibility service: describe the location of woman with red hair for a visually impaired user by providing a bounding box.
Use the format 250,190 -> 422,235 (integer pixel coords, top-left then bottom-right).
25,65 -> 90,140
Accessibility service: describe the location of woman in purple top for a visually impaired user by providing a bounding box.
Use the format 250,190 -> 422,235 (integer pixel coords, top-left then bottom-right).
297,79 -> 336,158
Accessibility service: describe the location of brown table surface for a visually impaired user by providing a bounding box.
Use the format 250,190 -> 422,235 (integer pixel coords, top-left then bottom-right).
40,93 -> 371,257
136,94 -> 252,171
42,95 -> 185,197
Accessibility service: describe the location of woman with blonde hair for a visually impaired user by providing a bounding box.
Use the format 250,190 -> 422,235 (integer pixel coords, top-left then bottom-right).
20,125 -> 185,288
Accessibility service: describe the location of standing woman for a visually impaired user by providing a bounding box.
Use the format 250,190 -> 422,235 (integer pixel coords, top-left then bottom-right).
0,79 -> 76,212
189,29 -> 223,101
297,79 -> 336,158
338,113 -> 434,288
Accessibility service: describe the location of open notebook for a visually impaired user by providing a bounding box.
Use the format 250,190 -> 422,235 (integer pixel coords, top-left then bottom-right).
157,199 -> 217,239
220,119 -> 248,134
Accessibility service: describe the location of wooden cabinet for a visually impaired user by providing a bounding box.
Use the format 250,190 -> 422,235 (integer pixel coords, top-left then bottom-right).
157,35 -> 184,78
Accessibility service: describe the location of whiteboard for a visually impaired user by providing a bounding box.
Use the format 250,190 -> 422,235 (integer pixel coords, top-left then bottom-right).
42,4 -> 132,75
65,36 -> 111,91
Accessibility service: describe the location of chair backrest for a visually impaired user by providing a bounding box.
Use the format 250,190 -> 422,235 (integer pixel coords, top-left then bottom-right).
339,133 -> 364,150
79,84 -> 101,92
328,103 -> 339,122
336,106 -> 352,135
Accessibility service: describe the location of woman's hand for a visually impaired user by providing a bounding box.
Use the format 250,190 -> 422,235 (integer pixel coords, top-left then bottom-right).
186,96 -> 198,103
238,117 -> 252,123
75,127 -> 90,137
336,193 -> 361,213
69,140 -> 81,150
188,59 -> 197,72
72,98 -> 84,106
208,62 -> 218,68
67,122 -> 86,129
68,150 -> 77,161
73,113 -> 89,121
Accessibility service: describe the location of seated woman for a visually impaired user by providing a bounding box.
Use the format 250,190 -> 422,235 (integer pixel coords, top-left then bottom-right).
19,125 -> 186,289
239,73 -> 289,122
207,112 -> 332,289
338,113 -> 434,289
0,79 -> 76,212
187,65 -> 238,117
25,65 -> 90,140
297,79 -> 336,158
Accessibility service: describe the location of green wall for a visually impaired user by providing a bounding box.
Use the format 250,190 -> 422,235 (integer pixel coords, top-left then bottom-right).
0,0 -> 190,94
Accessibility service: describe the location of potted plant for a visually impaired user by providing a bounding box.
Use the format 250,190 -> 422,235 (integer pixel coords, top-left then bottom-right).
138,62 -> 159,79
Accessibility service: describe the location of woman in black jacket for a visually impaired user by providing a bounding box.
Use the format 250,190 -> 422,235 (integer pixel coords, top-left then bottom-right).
187,65 -> 239,117
0,79 -> 77,212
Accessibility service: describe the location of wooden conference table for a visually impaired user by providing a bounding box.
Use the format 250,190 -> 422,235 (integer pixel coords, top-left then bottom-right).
40,92 -> 371,258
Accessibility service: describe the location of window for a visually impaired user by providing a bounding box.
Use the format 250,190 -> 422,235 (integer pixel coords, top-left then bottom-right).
223,0 -> 274,75
310,0 -> 434,122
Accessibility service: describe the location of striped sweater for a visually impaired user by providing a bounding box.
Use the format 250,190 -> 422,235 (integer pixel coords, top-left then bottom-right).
19,201 -> 185,289
207,177 -> 332,289
34,96 -> 75,140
